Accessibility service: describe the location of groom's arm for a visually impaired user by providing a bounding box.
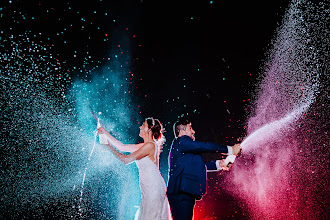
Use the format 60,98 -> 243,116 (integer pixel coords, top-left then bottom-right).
205,161 -> 218,170
206,160 -> 230,172
179,136 -> 233,154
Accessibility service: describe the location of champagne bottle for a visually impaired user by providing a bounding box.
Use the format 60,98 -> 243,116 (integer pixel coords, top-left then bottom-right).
97,118 -> 108,145
224,155 -> 236,167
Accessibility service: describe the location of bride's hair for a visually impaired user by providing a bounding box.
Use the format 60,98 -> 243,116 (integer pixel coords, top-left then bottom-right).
146,117 -> 166,146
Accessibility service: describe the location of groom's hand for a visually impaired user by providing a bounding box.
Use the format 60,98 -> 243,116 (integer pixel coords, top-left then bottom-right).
232,143 -> 242,156
218,160 -> 230,171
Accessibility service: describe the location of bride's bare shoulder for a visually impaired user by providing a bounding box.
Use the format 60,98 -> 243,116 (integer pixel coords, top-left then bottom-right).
141,142 -> 155,148
137,142 -> 156,153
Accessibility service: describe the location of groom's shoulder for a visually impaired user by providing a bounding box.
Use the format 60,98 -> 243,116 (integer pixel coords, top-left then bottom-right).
171,136 -> 186,145
176,136 -> 194,147
178,135 -> 193,142
171,137 -> 179,146
171,136 -> 193,148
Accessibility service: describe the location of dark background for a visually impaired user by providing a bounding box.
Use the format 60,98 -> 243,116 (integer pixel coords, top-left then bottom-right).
0,0 -> 289,141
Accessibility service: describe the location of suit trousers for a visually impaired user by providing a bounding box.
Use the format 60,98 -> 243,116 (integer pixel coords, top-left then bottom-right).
167,192 -> 197,220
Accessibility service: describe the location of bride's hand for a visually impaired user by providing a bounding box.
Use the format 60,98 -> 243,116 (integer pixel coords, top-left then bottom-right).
97,127 -> 106,134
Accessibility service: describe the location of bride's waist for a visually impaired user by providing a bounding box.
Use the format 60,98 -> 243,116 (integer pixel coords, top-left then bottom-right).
139,172 -> 165,182
139,177 -> 166,191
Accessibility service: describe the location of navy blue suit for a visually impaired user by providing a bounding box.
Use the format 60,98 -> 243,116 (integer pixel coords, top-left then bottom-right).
167,135 -> 228,220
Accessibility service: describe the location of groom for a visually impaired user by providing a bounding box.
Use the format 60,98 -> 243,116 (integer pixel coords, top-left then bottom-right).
167,119 -> 241,220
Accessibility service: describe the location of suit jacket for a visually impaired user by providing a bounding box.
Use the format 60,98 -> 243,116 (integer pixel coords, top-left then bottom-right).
167,135 -> 228,197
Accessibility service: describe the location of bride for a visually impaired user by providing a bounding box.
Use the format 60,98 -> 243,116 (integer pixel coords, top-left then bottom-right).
97,117 -> 172,220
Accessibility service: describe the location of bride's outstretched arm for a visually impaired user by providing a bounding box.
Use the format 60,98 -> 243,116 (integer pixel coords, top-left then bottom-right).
97,127 -> 143,152
106,141 -> 154,164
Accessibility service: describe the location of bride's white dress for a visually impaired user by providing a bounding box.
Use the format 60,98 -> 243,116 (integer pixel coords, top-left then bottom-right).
134,142 -> 171,220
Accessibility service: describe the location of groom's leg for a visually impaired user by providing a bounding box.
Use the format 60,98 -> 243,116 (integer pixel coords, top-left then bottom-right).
167,193 -> 196,220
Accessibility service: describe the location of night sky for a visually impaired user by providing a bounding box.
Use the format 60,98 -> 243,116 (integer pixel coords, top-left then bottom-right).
4,0 -> 325,219
1,0 -> 288,136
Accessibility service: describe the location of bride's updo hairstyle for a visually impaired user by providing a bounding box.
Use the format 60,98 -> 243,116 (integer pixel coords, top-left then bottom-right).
146,117 -> 165,145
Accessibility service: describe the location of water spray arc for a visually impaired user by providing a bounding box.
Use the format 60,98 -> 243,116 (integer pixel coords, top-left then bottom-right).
222,1 -> 328,219
77,112 -> 109,217
77,128 -> 98,217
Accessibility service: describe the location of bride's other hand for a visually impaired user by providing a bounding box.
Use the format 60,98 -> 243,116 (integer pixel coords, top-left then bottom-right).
98,127 -> 106,134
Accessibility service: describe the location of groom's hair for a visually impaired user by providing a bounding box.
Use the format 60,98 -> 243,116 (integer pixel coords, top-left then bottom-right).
173,119 -> 191,138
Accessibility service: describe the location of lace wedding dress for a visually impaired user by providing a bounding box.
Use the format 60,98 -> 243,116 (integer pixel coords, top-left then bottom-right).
134,142 -> 171,220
